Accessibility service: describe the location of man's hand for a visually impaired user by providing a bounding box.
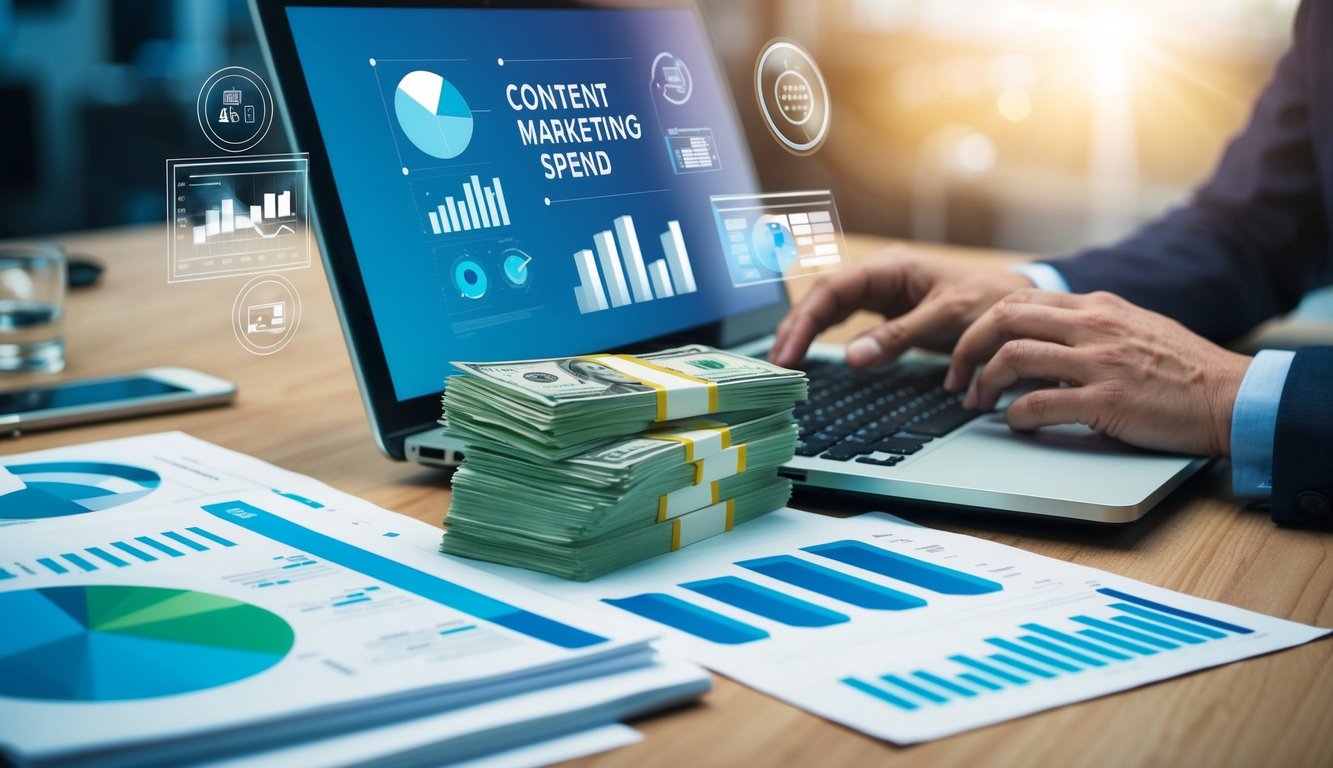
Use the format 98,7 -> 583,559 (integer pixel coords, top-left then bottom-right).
946,290 -> 1251,456
770,246 -> 1034,369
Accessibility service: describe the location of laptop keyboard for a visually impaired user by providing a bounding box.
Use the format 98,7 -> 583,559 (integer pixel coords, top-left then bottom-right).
793,360 -> 983,466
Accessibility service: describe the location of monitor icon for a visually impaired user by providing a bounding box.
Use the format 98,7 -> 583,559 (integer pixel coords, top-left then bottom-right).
663,67 -> 687,96
651,52 -> 692,106
246,301 -> 287,334
222,88 -> 243,106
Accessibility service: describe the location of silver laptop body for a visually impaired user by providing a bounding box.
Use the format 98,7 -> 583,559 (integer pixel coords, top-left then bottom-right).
255,0 -> 1203,526
408,337 -> 1204,524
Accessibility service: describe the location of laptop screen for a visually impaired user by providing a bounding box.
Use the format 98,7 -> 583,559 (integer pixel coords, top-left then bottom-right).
285,3 -> 785,402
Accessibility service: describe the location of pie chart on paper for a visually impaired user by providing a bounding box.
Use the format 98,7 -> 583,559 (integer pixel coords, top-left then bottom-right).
394,70 -> 474,160
0,585 -> 294,701
0,461 -> 161,520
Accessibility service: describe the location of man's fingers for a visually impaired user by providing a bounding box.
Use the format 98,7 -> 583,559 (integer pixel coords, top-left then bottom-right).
771,260 -> 906,367
946,292 -> 1085,391
965,339 -> 1088,410
1003,387 -> 1100,432
846,298 -> 954,369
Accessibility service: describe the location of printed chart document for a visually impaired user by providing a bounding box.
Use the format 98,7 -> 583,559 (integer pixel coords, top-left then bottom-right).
0,433 -> 708,767
459,507 -> 1330,744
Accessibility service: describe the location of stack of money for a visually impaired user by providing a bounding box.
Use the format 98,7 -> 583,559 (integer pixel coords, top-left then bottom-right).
440,345 -> 807,580
443,345 -> 808,460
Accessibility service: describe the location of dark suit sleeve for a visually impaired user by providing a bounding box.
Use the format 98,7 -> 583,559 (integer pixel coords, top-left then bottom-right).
1046,0 -> 1330,343
1270,347 -> 1333,527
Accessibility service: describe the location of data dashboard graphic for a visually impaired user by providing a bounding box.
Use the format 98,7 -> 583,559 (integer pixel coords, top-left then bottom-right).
710,190 -> 845,287
572,216 -> 697,314
167,154 -> 312,282
0,461 -> 161,520
0,585 -> 293,701
393,70 -> 474,161
664,128 -> 721,174
433,238 -> 542,338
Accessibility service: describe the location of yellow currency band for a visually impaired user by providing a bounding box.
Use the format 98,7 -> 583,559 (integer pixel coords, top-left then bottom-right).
574,353 -> 720,421
617,354 -> 719,420
693,443 -> 747,485
575,353 -> 669,420
670,499 -> 736,552
657,480 -> 721,523
644,424 -> 733,463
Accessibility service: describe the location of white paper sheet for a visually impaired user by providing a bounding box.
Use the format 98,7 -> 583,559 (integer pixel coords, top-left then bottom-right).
454,725 -> 641,768
0,433 -> 704,766
457,507 -> 1330,744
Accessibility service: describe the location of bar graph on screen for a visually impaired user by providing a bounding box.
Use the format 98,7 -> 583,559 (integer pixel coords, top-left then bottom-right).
421,175 -> 512,236
168,154 -> 312,282
193,191 -> 296,245
571,215 -> 697,314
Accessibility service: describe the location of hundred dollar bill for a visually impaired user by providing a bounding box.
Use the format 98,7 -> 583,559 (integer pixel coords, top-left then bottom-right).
443,345 -> 807,460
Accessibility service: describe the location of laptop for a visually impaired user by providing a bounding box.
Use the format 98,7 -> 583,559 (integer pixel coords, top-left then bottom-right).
252,0 -> 1203,524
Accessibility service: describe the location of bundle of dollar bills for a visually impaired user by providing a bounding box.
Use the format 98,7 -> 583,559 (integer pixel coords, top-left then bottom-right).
443,344 -> 808,460
440,345 -> 808,579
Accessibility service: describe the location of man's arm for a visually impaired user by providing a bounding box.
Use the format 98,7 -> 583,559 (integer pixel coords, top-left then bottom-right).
1271,347 -> 1333,527
1049,0 -> 1330,343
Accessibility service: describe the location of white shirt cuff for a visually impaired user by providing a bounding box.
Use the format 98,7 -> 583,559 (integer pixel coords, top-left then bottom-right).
1009,263 -> 1071,293
1230,349 -> 1295,498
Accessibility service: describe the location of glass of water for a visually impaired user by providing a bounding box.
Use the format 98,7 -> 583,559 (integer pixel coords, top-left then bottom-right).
0,243 -> 66,373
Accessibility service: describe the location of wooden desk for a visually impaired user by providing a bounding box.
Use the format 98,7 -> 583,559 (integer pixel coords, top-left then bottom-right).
6,227 -> 1331,767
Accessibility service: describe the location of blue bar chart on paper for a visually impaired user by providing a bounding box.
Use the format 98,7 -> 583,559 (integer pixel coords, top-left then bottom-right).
201,500 -> 606,649
839,587 -> 1255,713
6,527 -> 237,581
486,507 -> 1328,745
603,536 -> 1000,643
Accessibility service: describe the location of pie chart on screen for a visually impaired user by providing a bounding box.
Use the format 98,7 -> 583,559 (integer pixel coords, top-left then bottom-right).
394,71 -> 474,160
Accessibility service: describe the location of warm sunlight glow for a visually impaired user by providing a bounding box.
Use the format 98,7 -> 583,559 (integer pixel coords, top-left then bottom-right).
997,88 -> 1032,121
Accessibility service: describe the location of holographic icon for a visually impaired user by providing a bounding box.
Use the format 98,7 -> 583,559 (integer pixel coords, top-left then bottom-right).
196,67 -> 274,153
232,274 -> 301,355
650,52 -> 693,106
754,40 -> 830,155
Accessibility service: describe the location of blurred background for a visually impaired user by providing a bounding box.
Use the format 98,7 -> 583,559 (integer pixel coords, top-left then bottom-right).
0,0 -> 1303,263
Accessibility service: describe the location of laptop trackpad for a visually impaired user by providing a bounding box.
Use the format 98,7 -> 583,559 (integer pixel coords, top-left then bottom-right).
904,413 -> 1201,509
